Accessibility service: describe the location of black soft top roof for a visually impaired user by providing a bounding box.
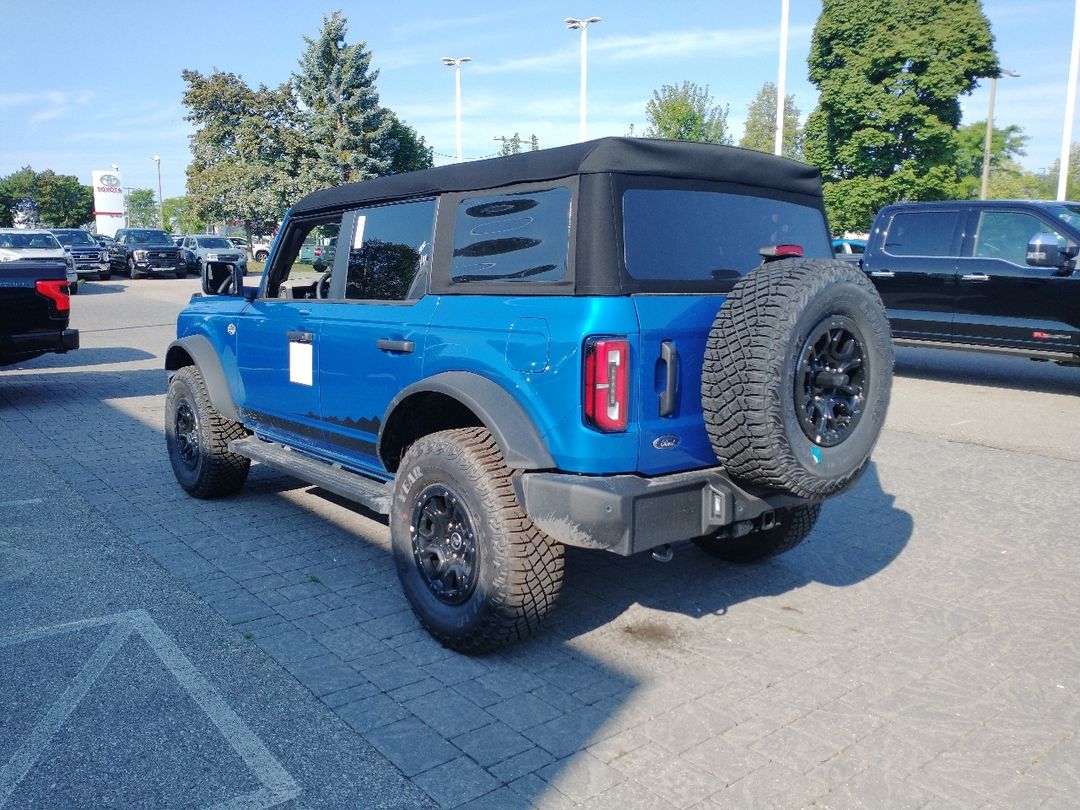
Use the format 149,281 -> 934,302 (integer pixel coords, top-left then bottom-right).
290,136 -> 823,215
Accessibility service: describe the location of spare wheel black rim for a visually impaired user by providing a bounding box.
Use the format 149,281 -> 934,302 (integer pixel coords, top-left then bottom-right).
174,399 -> 200,470
794,315 -> 868,448
411,484 -> 479,606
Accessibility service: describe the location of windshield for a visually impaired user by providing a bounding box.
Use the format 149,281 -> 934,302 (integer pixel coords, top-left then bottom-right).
53,230 -> 98,247
622,188 -> 831,288
0,231 -> 62,249
129,230 -> 172,245
198,237 -> 231,249
1048,204 -> 1080,231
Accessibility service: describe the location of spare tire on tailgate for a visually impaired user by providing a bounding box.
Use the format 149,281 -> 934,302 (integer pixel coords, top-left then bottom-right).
702,258 -> 893,499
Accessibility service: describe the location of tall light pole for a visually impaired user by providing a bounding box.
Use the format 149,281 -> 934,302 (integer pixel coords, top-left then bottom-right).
566,16 -> 601,142
980,70 -> 1020,200
774,0 -> 790,156
1059,0 -> 1080,200
442,57 -> 471,162
152,155 -> 163,227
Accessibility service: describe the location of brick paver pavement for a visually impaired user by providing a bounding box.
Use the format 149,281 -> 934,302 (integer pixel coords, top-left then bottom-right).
2,278 -> 1078,808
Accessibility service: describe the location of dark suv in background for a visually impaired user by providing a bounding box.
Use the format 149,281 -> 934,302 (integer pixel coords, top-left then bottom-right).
51,228 -> 111,281
862,200 -> 1080,366
109,228 -> 185,279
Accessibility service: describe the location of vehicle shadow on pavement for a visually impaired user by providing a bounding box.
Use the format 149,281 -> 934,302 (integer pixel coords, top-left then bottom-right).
894,346 -> 1080,396
0,359 -> 912,809
73,283 -> 127,295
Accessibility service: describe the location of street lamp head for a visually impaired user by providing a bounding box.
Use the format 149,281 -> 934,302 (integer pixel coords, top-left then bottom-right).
153,155 -> 160,163
442,56 -> 471,67
566,16 -> 601,29
1000,68 -> 1020,78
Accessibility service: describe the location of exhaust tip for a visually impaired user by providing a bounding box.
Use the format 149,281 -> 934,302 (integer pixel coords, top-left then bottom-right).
651,544 -> 673,563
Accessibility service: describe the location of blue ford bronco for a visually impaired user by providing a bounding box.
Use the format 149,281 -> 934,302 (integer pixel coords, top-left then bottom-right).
165,137 -> 893,652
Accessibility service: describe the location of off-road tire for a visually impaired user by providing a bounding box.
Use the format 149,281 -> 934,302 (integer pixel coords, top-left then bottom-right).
165,365 -> 250,498
391,427 -> 565,653
68,281 -> 79,295
702,258 -> 892,499
694,503 -> 821,563
127,256 -> 139,279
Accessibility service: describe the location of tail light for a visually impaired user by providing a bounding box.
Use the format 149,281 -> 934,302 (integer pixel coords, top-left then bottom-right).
35,279 -> 70,313
584,336 -> 629,432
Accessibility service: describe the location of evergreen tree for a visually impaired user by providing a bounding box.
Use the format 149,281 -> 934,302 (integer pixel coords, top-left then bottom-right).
739,82 -> 802,159
644,82 -> 732,144
293,12 -> 394,189
803,0 -> 998,231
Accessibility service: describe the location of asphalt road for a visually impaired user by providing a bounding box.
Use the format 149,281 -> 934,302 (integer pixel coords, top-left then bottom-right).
1,275 -> 1077,809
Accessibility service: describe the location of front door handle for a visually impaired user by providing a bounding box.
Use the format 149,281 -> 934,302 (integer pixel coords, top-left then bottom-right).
658,340 -> 678,417
377,338 -> 415,353
286,331 -> 314,343
869,270 -> 895,278
960,273 -> 990,282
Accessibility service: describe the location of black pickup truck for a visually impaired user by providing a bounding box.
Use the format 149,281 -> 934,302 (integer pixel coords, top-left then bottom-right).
862,200 -> 1080,366
0,259 -> 79,366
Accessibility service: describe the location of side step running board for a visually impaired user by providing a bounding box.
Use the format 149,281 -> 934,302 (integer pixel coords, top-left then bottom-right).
229,436 -> 392,515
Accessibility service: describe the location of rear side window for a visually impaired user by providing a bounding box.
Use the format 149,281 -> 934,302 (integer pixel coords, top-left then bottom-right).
451,187 -> 571,283
883,211 -> 959,256
622,189 -> 831,286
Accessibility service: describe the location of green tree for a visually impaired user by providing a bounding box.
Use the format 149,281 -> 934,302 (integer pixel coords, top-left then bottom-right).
804,0 -> 998,231
293,11 -> 394,189
495,133 -> 540,155
953,120 -> 1027,198
37,172 -> 93,227
1046,144 -> 1080,200
161,196 -> 205,234
0,166 -> 40,227
739,82 -> 802,159
385,112 -> 434,175
644,82 -> 732,144
182,69 -> 299,238
125,189 -> 158,227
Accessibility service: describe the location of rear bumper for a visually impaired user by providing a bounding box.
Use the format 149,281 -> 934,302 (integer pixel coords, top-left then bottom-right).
0,327 -> 79,363
516,466 -> 814,556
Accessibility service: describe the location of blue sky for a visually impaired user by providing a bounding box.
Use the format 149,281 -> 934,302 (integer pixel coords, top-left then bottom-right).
0,0 -> 1074,202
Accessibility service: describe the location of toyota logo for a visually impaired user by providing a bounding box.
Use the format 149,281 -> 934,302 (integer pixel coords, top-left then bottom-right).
100,174 -> 120,186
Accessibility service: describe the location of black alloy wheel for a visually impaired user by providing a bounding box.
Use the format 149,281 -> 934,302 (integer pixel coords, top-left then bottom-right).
410,484 -> 479,606
794,315 -> 868,448
172,398 -> 200,473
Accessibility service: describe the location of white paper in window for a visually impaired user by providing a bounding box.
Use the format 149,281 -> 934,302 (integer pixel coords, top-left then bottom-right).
352,215 -> 367,249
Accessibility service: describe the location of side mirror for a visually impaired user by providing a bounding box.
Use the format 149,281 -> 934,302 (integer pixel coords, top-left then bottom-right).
201,261 -> 245,296
1026,233 -> 1067,268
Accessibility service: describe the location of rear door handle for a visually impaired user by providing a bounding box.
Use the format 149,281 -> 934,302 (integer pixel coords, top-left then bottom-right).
286,331 -> 314,343
869,270 -> 895,278
961,273 -> 990,282
659,340 -> 678,417
377,338 -> 414,353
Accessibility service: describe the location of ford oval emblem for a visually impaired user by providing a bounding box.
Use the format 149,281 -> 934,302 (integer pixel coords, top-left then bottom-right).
652,434 -> 680,450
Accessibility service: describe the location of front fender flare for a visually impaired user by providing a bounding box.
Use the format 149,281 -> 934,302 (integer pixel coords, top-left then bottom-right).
164,334 -> 240,422
380,371 -> 556,471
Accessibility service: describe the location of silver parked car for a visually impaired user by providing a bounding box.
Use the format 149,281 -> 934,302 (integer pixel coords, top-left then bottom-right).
179,234 -> 248,276
0,228 -> 80,294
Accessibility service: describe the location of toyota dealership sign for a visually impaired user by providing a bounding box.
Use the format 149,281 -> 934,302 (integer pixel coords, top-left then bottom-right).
92,169 -> 125,237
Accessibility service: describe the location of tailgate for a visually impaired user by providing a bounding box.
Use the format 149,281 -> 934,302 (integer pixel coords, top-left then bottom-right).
632,294 -> 725,475
0,262 -> 68,333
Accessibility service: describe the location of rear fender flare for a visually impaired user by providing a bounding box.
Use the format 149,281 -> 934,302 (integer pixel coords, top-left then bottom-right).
380,371 -> 555,471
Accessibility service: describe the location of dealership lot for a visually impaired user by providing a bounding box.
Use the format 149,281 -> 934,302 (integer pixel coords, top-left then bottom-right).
1,277 -> 1078,809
